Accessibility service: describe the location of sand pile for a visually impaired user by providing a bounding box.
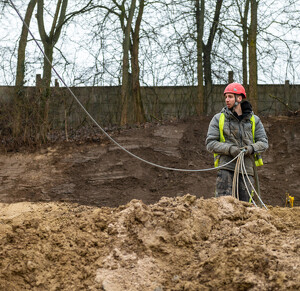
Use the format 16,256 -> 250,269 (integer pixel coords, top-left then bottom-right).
0,195 -> 299,290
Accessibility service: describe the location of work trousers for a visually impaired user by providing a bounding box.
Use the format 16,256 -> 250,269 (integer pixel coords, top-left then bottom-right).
215,169 -> 255,202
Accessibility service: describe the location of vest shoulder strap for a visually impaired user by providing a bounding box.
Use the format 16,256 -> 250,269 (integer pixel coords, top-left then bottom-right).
219,113 -> 225,142
250,115 -> 256,142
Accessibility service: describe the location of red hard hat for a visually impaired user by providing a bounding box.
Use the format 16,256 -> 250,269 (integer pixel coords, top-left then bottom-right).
224,82 -> 246,99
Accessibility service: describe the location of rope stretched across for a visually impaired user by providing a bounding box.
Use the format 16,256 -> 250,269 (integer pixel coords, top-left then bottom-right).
9,0 -> 239,173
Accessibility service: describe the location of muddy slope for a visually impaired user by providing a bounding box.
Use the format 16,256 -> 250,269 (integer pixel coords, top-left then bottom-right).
0,116 -> 299,208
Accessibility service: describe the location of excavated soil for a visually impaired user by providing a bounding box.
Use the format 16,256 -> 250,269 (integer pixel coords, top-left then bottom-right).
0,196 -> 299,290
0,115 -> 299,290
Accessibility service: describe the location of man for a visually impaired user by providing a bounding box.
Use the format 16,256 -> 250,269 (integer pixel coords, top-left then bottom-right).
206,82 -> 268,202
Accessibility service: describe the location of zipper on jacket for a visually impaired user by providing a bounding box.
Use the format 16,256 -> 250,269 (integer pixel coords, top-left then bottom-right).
238,121 -> 243,147
231,112 -> 243,147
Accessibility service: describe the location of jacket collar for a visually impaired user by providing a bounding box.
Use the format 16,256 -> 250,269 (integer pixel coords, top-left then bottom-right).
222,101 -> 253,121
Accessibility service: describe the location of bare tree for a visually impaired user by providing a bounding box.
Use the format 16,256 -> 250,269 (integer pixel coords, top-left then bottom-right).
203,0 -> 223,113
196,0 -> 204,114
15,0 -> 37,88
236,0 -> 250,86
248,0 -> 258,112
91,0 -> 146,125
130,0 -> 146,124
36,0 -> 68,88
34,0 -> 68,140
118,0 -> 136,125
12,0 -> 37,138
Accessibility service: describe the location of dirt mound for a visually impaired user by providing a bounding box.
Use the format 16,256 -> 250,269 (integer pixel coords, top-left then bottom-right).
0,195 -> 299,290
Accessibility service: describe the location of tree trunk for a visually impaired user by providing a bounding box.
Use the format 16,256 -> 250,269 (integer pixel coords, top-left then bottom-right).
36,0 -> 68,140
241,0 -> 250,86
37,0 -> 68,87
203,48 -> 212,112
42,44 -> 54,88
196,0 -> 205,114
131,0 -> 146,124
120,0 -> 136,126
248,0 -> 258,113
15,0 -> 37,89
203,0 -> 223,114
13,0 -> 37,138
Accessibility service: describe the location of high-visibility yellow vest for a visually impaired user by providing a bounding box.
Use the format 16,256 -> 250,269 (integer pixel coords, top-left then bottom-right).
214,113 -> 263,167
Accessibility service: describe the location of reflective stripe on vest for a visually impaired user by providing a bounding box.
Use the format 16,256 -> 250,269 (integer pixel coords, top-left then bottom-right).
250,115 -> 263,166
213,113 -> 225,167
214,113 -> 263,167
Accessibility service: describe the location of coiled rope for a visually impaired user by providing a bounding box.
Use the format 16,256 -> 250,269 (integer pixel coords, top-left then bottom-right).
232,150 -> 268,210
9,0 -> 268,208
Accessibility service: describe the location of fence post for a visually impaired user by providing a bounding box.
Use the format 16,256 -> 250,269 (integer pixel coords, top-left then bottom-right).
228,71 -> 234,83
284,80 -> 290,107
36,74 -> 42,88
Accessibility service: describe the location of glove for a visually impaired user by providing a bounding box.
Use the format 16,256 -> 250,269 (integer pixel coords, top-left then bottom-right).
241,145 -> 254,156
229,146 -> 240,157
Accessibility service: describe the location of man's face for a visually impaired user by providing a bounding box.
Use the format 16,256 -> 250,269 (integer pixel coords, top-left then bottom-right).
225,93 -> 242,109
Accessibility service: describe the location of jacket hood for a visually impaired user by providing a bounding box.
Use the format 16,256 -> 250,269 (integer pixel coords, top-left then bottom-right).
241,100 -> 253,116
221,100 -> 253,120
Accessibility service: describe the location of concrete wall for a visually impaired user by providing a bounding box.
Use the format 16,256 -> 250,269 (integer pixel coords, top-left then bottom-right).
1,83 -> 299,128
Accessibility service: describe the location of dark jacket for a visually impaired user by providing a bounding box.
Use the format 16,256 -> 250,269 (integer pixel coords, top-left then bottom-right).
205,101 -> 268,175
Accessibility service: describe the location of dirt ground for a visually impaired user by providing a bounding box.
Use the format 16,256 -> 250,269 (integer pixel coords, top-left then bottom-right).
0,115 -> 299,290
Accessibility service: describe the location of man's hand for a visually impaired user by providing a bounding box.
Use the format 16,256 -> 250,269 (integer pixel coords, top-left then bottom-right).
241,145 -> 254,156
229,146 -> 240,157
